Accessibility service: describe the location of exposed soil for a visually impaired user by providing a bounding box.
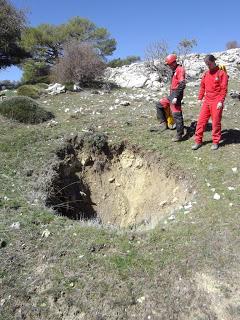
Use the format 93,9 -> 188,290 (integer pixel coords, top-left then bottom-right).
46,134 -> 192,229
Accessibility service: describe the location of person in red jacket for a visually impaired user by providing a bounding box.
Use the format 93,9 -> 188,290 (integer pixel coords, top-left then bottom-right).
192,54 -> 228,150
155,54 -> 186,141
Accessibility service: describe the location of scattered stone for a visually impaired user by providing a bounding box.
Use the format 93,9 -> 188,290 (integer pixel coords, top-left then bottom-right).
10,222 -> 20,229
137,296 -> 146,303
0,299 -> 6,307
46,119 -> 58,127
184,202 -> 192,210
213,193 -> 221,200
229,90 -> 240,99
41,229 -> 50,238
232,167 -> 238,173
120,101 -> 131,106
108,177 -> 115,183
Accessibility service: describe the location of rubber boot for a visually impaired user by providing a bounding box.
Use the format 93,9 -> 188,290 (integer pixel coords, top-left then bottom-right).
172,112 -> 184,141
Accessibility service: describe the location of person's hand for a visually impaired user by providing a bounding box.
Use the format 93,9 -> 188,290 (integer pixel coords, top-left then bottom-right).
197,99 -> 202,106
217,102 -> 223,109
172,98 -> 177,104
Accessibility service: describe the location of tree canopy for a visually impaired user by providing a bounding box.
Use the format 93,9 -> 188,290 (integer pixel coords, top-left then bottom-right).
0,0 -> 29,69
21,16 -> 117,66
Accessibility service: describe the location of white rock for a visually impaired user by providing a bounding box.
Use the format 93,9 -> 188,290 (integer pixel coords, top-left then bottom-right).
213,193 -> 221,200
104,48 -> 240,89
10,222 -> 20,229
137,296 -> 146,303
0,299 -> 6,307
184,202 -> 192,209
46,83 -> 65,95
41,229 -> 50,238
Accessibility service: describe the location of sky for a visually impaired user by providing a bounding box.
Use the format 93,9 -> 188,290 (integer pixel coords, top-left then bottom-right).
1,0 -> 240,81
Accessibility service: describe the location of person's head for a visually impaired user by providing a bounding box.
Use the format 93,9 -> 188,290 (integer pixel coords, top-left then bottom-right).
204,54 -> 217,70
165,54 -> 177,70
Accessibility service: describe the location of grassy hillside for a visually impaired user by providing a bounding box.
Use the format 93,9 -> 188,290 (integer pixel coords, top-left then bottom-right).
1,81 -> 240,319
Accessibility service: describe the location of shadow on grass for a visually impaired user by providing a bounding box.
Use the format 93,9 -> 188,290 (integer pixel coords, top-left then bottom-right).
221,129 -> 240,145
182,121 -> 212,141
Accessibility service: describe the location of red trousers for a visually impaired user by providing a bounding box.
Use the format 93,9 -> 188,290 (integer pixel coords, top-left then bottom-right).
160,97 -> 182,113
195,100 -> 223,144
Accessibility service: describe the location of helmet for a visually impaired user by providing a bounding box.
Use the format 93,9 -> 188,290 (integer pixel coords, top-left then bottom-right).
165,54 -> 177,65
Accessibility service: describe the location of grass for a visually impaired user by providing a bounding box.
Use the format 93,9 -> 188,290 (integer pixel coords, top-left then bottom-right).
1,80 -> 240,319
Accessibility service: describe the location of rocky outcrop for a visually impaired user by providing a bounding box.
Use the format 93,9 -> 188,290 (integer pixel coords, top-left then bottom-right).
105,48 -> 240,89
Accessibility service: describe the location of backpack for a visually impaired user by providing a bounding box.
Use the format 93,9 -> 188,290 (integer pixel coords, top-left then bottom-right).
218,65 -> 229,77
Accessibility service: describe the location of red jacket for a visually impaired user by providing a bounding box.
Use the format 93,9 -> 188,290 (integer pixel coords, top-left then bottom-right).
169,65 -> 186,101
198,67 -> 228,103
171,65 -> 185,90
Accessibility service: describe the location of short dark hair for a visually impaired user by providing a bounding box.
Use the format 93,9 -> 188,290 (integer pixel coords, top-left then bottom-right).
204,54 -> 216,63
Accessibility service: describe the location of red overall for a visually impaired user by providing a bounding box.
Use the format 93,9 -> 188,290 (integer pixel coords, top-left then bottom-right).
195,67 -> 228,144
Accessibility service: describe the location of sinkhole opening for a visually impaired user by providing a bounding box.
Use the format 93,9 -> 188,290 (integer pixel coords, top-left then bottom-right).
46,134 -> 192,229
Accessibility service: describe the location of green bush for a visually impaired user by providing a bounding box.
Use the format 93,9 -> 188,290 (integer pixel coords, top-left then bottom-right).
108,56 -> 141,68
17,85 -> 42,99
35,83 -> 49,89
0,96 -> 54,124
64,82 -> 74,92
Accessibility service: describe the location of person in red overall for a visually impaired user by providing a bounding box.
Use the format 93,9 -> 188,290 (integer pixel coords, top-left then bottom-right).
155,54 -> 186,141
192,54 -> 228,150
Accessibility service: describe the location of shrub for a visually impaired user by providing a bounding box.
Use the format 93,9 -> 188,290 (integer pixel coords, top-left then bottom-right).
64,82 -> 75,92
144,40 -> 171,82
35,83 -> 49,89
51,41 -> 106,86
82,132 -> 108,153
0,96 -> 54,124
108,56 -> 141,68
17,85 -> 42,99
